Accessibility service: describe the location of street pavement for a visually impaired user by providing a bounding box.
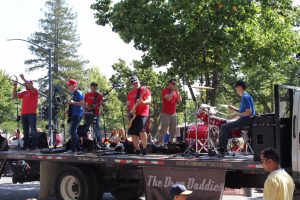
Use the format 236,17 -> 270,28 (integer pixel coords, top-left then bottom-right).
0,177 -> 263,200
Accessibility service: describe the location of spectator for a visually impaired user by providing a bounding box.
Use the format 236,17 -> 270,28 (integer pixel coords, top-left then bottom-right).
261,148 -> 294,200
109,128 -> 119,147
170,184 -> 192,200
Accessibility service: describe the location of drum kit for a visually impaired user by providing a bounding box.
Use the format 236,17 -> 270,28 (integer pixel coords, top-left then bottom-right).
184,85 -> 244,156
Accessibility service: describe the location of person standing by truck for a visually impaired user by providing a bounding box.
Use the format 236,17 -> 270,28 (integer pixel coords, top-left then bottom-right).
218,80 -> 256,156
12,74 -> 39,150
170,184 -> 192,200
157,78 -> 182,146
65,79 -> 84,153
127,76 -> 151,155
261,148 -> 294,200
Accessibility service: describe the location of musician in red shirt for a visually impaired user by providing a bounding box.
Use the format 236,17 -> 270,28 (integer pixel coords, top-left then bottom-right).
12,74 -> 39,150
158,79 -> 182,145
127,76 -> 151,155
83,82 -> 103,144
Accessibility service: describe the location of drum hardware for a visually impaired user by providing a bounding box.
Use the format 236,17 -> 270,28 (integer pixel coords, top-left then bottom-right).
191,86 -> 214,90
231,129 -> 254,156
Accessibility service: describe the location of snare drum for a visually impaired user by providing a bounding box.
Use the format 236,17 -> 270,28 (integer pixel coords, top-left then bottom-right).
209,116 -> 226,127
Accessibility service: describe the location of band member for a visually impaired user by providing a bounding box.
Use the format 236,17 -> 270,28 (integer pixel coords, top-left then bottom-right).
158,78 -> 182,145
127,76 -> 151,155
83,82 -> 103,144
65,79 -> 84,153
218,80 -> 256,156
12,74 -> 38,150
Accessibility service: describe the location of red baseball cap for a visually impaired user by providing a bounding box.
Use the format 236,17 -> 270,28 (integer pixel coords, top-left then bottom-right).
66,79 -> 78,86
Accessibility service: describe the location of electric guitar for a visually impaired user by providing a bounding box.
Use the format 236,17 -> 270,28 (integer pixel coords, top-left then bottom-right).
127,87 -> 148,128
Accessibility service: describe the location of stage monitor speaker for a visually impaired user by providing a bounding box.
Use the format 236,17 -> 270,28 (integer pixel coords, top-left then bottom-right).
0,135 -> 9,151
252,124 -> 275,161
38,132 -> 49,149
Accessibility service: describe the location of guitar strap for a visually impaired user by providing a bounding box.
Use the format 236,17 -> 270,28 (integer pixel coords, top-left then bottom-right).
136,88 -> 141,101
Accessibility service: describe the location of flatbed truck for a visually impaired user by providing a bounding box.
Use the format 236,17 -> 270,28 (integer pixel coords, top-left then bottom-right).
0,84 -> 299,200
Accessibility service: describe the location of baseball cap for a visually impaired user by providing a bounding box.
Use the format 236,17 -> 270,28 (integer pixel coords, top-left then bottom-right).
170,184 -> 192,198
130,76 -> 139,84
66,79 -> 78,86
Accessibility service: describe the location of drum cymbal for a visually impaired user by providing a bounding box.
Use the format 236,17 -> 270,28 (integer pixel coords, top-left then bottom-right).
191,85 -> 214,90
200,104 -> 217,109
220,104 -> 229,108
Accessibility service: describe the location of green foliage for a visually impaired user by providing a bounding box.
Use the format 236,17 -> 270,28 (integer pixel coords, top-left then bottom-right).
92,0 -> 300,113
0,70 -> 17,126
25,0 -> 88,93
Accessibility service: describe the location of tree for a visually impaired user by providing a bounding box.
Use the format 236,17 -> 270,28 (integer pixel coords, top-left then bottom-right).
0,69 -> 20,131
25,0 -> 87,93
91,0 -> 300,109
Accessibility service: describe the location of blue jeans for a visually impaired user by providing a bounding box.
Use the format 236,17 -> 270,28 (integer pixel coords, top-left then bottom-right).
219,117 -> 254,148
70,115 -> 82,152
84,114 -> 101,143
22,114 -> 37,148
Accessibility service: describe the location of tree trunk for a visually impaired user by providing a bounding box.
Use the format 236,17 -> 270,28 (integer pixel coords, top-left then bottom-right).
210,68 -> 220,106
187,80 -> 196,103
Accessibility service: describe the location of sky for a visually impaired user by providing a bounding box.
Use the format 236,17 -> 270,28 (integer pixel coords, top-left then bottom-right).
0,0 -> 143,81
0,0 -> 299,82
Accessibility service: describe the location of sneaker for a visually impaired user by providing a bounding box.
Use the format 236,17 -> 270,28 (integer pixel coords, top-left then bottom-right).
76,150 -> 83,155
64,150 -> 74,154
29,146 -> 37,151
134,150 -> 141,155
141,148 -> 147,156
218,147 -> 228,157
21,147 -> 29,151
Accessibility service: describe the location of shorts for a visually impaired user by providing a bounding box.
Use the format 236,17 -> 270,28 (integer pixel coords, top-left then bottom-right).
128,116 -> 148,136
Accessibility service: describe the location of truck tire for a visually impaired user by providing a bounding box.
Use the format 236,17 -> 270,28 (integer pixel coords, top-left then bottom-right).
111,187 -> 143,200
55,165 -> 91,200
82,167 -> 104,200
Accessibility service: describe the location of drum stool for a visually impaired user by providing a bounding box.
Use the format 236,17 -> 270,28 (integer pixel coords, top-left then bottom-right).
232,126 -> 254,156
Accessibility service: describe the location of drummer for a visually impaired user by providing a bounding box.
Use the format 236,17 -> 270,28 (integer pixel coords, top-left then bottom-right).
218,80 -> 256,156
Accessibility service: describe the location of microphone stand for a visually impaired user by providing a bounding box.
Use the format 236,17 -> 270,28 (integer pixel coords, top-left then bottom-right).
15,101 -> 21,150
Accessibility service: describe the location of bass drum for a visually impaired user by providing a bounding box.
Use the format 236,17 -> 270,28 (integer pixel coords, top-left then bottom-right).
186,124 -> 208,142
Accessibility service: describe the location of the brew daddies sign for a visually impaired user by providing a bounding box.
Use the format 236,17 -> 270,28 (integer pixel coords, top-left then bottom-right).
143,167 -> 226,200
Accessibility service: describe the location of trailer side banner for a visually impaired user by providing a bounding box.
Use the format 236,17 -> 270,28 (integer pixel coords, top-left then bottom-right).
143,166 -> 226,200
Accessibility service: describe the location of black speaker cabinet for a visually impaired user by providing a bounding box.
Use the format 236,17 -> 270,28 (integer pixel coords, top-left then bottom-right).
252,124 -> 276,161
37,132 -> 49,149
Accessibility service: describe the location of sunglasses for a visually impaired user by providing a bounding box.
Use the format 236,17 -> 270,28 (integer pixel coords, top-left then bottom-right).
170,82 -> 176,85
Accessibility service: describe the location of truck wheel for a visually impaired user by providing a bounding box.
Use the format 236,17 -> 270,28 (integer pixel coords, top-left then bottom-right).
82,167 -> 104,200
55,165 -> 90,200
111,187 -> 143,200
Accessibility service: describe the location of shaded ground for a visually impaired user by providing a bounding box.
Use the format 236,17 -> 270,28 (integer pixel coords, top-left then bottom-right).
0,177 -> 263,200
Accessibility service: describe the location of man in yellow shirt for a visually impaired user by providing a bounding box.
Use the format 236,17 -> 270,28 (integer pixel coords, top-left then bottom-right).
261,148 -> 294,200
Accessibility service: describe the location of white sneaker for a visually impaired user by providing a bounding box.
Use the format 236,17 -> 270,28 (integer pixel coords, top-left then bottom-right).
64,150 -> 74,154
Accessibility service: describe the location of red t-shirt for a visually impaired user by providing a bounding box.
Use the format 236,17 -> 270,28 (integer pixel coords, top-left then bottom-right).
18,89 -> 39,115
161,88 -> 179,115
127,87 -> 151,116
84,92 -> 103,115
